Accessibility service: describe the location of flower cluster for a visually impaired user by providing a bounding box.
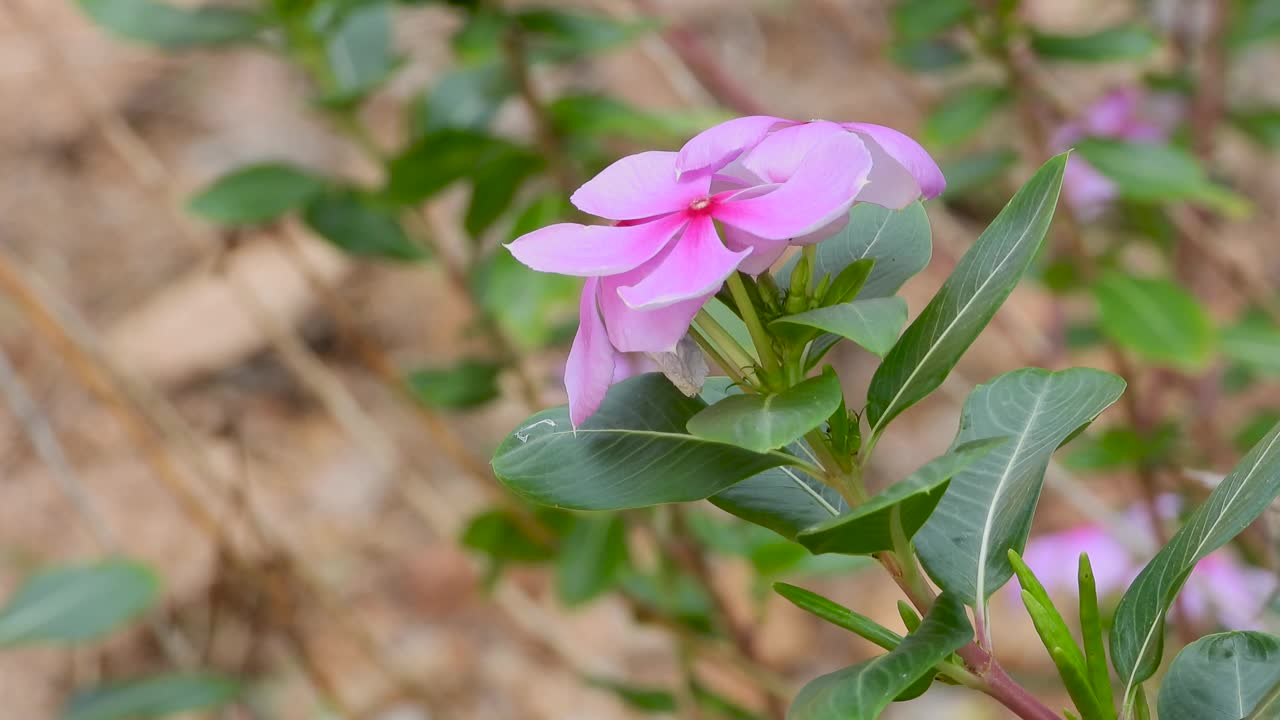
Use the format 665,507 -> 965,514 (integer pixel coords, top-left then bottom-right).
507,116 -> 944,425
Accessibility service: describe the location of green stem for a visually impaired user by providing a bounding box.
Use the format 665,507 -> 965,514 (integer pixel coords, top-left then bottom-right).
690,327 -> 748,389
694,310 -> 760,388
802,245 -> 818,294
725,272 -> 780,373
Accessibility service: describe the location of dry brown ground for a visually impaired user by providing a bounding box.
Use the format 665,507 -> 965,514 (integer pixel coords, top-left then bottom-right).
0,1 -> 1276,718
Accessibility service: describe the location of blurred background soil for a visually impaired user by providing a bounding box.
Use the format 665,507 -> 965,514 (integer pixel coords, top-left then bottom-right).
0,0 -> 1276,718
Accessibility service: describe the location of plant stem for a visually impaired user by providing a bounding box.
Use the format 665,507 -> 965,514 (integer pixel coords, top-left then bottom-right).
690,327 -> 748,388
725,272 -> 780,374
802,245 -> 818,294
694,309 -> 760,388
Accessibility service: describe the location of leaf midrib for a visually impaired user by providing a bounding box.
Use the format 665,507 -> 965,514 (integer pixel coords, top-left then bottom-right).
872,185 -> 1053,433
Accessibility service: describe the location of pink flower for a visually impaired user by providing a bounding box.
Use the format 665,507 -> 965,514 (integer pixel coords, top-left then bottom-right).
1054,88 -> 1181,217
507,117 -> 943,425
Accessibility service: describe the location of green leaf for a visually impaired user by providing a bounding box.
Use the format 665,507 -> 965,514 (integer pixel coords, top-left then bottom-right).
686,371 -> 843,453
773,583 -> 902,651
514,9 -> 650,60
491,374 -> 798,510
64,673 -> 241,720
915,367 -> 1126,606
412,62 -> 512,136
1074,138 -> 1248,215
302,188 -> 425,261
1078,554 -> 1116,716
787,594 -> 972,720
1093,273 -> 1215,372
866,154 -> 1067,433
549,94 -> 724,143
709,459 -> 847,542
1030,26 -> 1159,63
555,514 -> 628,606
1228,0 -> 1280,50
405,359 -> 501,410
891,0 -> 975,42
0,559 -> 159,646
939,148 -> 1018,200
923,85 -> 1011,147
891,38 -> 969,71
780,202 -> 932,301
1156,632 -> 1280,720
464,148 -> 545,237
460,509 -> 555,563
320,0 -> 400,105
187,163 -> 325,226
796,437 -> 1005,556
1111,420 -> 1280,706
1221,316 -> 1280,374
1231,109 -> 1280,148
75,0 -> 262,48
387,129 -> 534,204
772,297 -> 908,357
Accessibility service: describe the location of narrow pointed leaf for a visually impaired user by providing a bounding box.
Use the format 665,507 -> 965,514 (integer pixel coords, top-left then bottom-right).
492,374 -> 798,510
797,437 -> 1006,555
867,154 -> 1067,432
1111,421 -> 1280,705
780,202 -> 932,300
1030,26 -> 1159,62
0,559 -> 159,646
687,372 -> 843,452
1078,554 -> 1116,717
774,582 -> 903,652
773,297 -> 908,357
1074,139 -> 1248,215
915,367 -> 1126,605
188,163 -> 326,226
788,594 -> 973,720
1156,632 -> 1280,720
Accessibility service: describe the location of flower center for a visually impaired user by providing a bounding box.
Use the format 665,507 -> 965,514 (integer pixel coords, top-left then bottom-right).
688,197 -> 711,212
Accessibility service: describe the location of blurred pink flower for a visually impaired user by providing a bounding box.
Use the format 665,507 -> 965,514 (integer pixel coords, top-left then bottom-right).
1054,88 -> 1181,218
1020,497 -> 1277,630
507,116 -> 942,425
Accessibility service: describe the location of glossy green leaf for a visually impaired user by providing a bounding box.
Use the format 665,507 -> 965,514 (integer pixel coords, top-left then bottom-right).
916,368 -> 1126,606
412,62 -> 512,136
0,559 -> 159,646
75,0 -> 261,48
1074,139 -> 1248,214
1079,554 -> 1116,716
797,437 -> 1006,556
866,155 -> 1067,432
709,460 -> 847,542
1030,26 -> 1159,62
780,202 -> 932,301
891,0 -> 974,42
405,359 -> 501,410
772,297 -> 908,357
1111,420 -> 1280,706
492,374 -> 798,510
940,148 -> 1018,200
302,189 -> 425,261
320,1 -> 399,105
1093,273 -> 1215,372
188,164 -> 326,226
788,594 -> 972,720
64,673 -> 241,720
1221,316 -> 1280,375
555,514 -> 628,606
1157,632 -> 1280,720
687,372 -> 843,453
924,85 -> 1010,147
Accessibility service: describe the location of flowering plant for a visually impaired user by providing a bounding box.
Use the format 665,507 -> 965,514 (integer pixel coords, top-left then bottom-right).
495,114 -> 1280,720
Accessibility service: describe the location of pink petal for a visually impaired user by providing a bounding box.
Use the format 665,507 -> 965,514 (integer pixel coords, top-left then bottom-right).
616,216 -> 749,310
842,122 -> 946,201
504,214 -> 688,277
721,223 -> 789,274
714,132 -> 873,240
675,115 -> 795,179
565,277 -> 617,427
792,212 -> 850,246
596,245 -> 708,352
741,121 -> 846,183
1062,156 -> 1116,219
571,151 -> 711,220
